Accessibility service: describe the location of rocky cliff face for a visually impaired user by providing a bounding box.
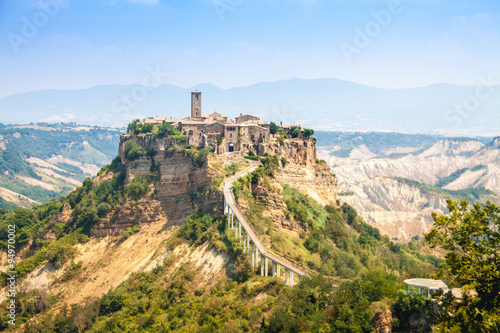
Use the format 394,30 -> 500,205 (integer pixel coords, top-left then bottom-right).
340,177 -> 448,241
318,139 -> 500,242
92,134 -> 222,236
260,138 -> 317,166
237,138 -> 338,234
261,138 -> 337,206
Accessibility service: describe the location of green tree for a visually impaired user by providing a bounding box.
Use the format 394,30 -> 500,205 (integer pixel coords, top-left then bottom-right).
302,128 -> 314,138
127,119 -> 140,133
157,122 -> 179,138
425,199 -> 500,332
291,128 -> 300,138
141,123 -> 153,133
392,292 -> 433,332
270,122 -> 278,135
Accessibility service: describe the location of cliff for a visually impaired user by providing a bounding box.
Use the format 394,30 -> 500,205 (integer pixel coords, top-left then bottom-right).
260,138 -> 317,166
92,134 -> 222,236
240,138 -> 338,233
264,138 -> 337,206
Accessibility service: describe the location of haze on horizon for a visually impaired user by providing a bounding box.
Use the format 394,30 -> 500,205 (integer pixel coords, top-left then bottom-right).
0,0 -> 499,99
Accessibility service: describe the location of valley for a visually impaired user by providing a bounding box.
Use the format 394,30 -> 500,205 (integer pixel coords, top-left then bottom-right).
317,133 -> 500,241
0,123 -> 121,209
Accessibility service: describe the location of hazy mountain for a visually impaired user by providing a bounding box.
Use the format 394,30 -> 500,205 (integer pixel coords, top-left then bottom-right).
1,78 -> 499,136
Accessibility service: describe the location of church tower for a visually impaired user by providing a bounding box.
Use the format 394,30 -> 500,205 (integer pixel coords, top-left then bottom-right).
191,90 -> 201,119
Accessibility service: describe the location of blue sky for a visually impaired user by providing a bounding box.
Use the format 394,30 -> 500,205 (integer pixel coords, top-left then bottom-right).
0,0 -> 499,98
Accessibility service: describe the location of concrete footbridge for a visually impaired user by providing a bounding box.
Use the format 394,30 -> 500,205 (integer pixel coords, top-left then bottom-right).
223,163 -> 310,285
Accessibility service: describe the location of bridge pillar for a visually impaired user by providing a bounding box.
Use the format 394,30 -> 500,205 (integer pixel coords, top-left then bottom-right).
265,257 -> 268,277
251,243 -> 254,268
243,231 -> 246,252
285,268 -> 289,285
261,256 -> 264,277
239,222 -> 242,243
290,271 -> 294,285
277,264 -> 281,278
272,261 -> 275,277
231,212 -> 234,229
246,232 -> 250,252
235,218 -> 238,239
227,210 -> 230,229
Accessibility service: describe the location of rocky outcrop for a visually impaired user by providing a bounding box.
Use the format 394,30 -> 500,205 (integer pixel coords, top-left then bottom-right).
371,310 -> 393,333
260,138 -> 317,166
261,138 -> 337,206
277,160 -> 337,207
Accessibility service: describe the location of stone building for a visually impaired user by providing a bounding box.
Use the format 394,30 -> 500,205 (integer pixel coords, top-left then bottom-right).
142,90 -> 272,155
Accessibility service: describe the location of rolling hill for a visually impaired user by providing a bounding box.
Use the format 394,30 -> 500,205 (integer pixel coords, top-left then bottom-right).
0,123 -> 121,209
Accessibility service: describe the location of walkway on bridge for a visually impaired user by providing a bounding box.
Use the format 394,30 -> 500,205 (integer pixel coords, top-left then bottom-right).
223,163 -> 309,285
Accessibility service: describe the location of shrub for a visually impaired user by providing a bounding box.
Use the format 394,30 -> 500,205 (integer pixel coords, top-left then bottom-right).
124,140 -> 146,161
156,122 -> 180,138
45,242 -> 75,268
164,145 -> 177,158
276,137 -> 284,146
126,176 -> 150,200
170,135 -> 187,144
97,202 -> 111,217
302,128 -> 314,138
185,148 -> 214,167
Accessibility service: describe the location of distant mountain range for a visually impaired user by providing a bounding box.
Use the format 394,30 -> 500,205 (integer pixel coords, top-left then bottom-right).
1,78 -> 499,136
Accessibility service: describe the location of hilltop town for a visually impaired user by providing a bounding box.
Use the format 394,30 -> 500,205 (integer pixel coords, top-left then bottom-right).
133,90 -> 312,155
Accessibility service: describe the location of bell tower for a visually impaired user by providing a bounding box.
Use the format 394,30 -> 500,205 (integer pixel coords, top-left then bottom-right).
191,90 -> 201,119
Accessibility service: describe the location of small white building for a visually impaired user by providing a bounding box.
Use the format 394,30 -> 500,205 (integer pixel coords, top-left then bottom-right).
404,279 -> 448,298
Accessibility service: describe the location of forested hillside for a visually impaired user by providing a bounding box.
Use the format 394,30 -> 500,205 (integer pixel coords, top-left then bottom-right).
0,123 -> 121,209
